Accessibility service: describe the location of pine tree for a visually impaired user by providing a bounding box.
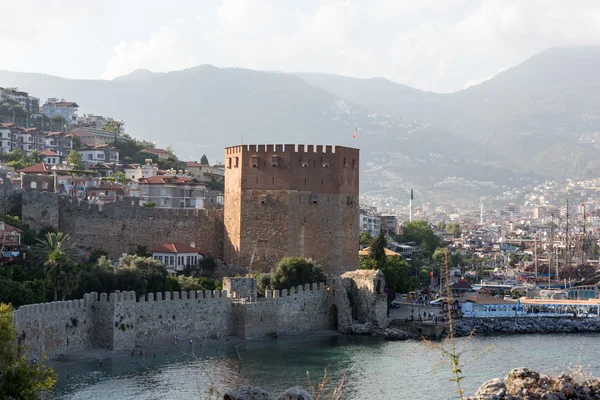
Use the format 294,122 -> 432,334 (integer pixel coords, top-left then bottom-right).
369,230 -> 387,268
200,154 -> 209,165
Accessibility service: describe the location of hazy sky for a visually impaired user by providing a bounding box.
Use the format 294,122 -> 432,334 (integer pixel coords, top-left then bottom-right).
2,0 -> 600,92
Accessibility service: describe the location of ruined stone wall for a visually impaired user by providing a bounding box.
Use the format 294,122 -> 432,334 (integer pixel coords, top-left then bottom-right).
223,277 -> 257,298
22,191 -> 60,231
135,290 -> 234,343
224,144 -> 359,273
21,192 -> 224,258
341,270 -> 389,328
237,283 -> 329,339
13,293 -> 96,357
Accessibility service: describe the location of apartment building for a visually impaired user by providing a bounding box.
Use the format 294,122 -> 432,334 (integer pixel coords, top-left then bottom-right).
138,174 -> 206,209
43,132 -> 73,156
42,98 -> 79,125
79,144 -> 120,167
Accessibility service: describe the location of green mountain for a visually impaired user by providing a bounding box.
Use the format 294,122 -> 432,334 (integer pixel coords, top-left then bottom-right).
1,46 -> 598,204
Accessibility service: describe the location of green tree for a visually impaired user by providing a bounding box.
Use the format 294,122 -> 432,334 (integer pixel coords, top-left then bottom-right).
101,120 -> 122,133
381,257 -> 411,293
397,220 -> 441,259
200,154 -> 209,165
0,303 -> 57,399
269,257 -> 326,291
141,201 -> 156,208
134,245 -> 152,257
110,172 -> 127,183
369,231 -> 387,268
66,150 -> 85,170
445,222 -> 461,238
359,230 -> 372,245
88,248 -> 109,264
177,276 -> 203,291
31,232 -> 75,301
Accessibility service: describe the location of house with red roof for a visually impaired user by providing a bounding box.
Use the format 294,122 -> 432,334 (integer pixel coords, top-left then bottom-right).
142,148 -> 170,160
40,149 -> 62,165
0,221 -> 23,258
151,242 -> 205,273
42,98 -> 79,125
17,162 -> 51,175
138,174 -> 206,208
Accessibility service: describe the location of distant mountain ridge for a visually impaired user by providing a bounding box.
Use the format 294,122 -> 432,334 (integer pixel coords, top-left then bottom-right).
1,46 -> 599,204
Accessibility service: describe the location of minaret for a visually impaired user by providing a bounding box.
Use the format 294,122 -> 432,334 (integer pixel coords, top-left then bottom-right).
409,189 -> 413,222
480,200 -> 484,226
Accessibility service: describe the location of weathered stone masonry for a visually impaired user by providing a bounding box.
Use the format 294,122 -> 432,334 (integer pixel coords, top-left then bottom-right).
14,273 -> 388,358
21,191 -> 224,258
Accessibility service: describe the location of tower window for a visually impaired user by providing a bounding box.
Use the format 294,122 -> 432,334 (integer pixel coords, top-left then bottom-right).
234,157 -> 239,168
271,155 -> 279,167
322,157 -> 329,167
343,158 -> 349,168
260,195 -> 267,204
301,156 -> 309,167
347,196 -> 354,205
311,194 -> 319,204
251,155 -> 259,168
352,158 -> 356,169
228,158 -> 232,168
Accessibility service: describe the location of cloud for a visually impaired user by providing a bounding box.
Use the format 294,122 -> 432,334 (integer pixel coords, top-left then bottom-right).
23,0 -> 600,91
101,25 -> 197,80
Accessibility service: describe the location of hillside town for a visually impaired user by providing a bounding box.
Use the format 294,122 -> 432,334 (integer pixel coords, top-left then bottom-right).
3,84 -> 600,400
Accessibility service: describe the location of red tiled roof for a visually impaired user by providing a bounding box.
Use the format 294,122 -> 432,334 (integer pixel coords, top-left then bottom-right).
143,148 -> 169,154
40,150 -> 60,157
0,223 -> 23,234
17,162 -> 50,174
185,161 -> 203,167
54,102 -> 79,107
151,242 -> 203,254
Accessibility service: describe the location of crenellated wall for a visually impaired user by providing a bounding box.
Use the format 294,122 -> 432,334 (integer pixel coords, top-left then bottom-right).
13,272 -> 386,359
21,192 -> 224,258
135,290 -> 233,343
234,282 -> 330,339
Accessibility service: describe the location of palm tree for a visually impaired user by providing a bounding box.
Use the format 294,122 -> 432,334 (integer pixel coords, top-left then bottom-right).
32,232 -> 75,301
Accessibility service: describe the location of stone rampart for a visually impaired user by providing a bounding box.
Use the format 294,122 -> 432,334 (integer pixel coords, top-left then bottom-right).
13,272 -> 386,358
235,283 -> 330,339
13,293 -> 96,357
135,289 -> 233,344
21,192 -> 224,258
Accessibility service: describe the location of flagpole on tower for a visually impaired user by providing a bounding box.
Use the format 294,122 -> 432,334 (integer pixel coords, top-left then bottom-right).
352,128 -> 358,148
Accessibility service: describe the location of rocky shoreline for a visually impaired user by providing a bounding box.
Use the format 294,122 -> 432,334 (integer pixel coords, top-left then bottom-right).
452,317 -> 600,337
468,367 -> 600,400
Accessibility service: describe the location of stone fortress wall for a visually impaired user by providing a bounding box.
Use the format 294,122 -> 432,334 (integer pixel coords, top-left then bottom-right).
14,273 -> 388,358
21,191 -> 224,258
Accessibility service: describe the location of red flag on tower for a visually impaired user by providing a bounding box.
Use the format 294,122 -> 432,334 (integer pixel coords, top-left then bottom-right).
352,129 -> 357,139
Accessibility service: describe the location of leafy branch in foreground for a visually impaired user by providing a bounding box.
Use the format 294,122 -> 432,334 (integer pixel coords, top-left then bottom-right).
423,252 -> 491,400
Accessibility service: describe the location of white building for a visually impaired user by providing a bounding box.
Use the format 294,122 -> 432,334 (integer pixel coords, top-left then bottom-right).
78,144 -> 119,167
360,207 -> 381,237
123,160 -> 158,181
40,150 -> 62,165
151,242 -> 204,273
43,132 -> 73,157
139,174 -> 206,209
42,98 -> 79,125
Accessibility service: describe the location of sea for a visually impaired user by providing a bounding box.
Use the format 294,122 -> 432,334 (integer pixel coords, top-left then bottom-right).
52,333 -> 600,399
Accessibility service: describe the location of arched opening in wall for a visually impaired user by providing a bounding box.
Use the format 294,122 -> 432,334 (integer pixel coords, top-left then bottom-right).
328,304 -> 339,330
376,280 -> 381,294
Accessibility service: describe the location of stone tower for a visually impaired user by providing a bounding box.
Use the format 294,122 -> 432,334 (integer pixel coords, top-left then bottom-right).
224,144 -> 359,273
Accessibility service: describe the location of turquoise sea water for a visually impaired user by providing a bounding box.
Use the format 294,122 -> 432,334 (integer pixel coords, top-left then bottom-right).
52,334 -> 600,399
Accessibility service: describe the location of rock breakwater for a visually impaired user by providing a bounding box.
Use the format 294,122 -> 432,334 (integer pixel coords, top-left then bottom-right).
468,367 -> 600,400
452,317 -> 600,337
